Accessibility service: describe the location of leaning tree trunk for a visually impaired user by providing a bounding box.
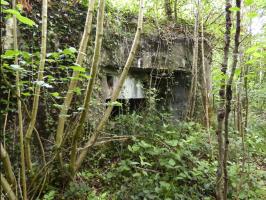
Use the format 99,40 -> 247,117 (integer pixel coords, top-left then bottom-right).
69,0 -> 106,175
1,173 -> 17,200
75,0 -> 145,172
223,0 -> 241,199
55,0 -> 96,150
12,0 -> 27,199
216,0 -> 232,199
0,143 -> 17,189
25,0 -> 48,171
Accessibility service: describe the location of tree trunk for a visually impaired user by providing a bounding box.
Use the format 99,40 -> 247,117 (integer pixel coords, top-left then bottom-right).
1,173 -> 17,200
216,0 -> 232,199
187,0 -> 199,119
75,0 -> 145,172
69,0 -> 106,175
0,143 -> 17,189
200,2 -> 212,158
24,0 -> 48,171
223,0 -> 241,199
164,0 -> 172,20
55,0 -> 96,150
12,0 -> 27,198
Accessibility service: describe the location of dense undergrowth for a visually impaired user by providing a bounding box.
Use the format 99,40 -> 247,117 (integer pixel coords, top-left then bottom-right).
40,108 -> 265,200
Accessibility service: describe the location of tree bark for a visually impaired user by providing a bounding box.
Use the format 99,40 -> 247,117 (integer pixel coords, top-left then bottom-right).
223,0 -> 241,199
200,2 -> 212,158
216,0 -> 232,199
12,0 -> 27,198
0,143 -> 17,189
1,173 -> 17,200
55,0 -> 96,150
69,0 -> 106,175
24,0 -> 48,171
164,0 -> 173,20
187,0 -> 199,119
75,0 -> 145,172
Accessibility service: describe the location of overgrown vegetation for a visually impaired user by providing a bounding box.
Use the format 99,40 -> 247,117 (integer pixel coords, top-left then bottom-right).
1,0 -> 265,199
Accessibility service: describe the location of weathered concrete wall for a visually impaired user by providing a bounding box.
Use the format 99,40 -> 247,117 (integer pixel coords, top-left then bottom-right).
101,33 -> 193,71
99,31 -> 211,118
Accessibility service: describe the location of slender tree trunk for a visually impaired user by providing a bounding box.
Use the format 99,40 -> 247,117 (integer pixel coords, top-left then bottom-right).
200,2 -> 212,158
75,0 -> 145,172
174,0 -> 177,22
69,0 -> 105,174
1,173 -> 17,200
3,90 -> 10,148
12,0 -> 27,198
243,65 -> 249,132
55,0 -> 96,150
216,1 -> 232,199
0,143 -> 17,188
24,0 -> 48,171
164,0 -> 172,20
187,0 -> 199,119
223,0 -> 241,199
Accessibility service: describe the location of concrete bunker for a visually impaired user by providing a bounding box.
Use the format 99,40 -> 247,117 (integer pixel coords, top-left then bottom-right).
100,32 -> 211,119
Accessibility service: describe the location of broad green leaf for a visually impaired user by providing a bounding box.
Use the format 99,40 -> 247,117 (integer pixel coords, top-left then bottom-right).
68,47 -> 77,53
21,92 -> 31,96
247,12 -> 258,19
244,0 -> 254,6
70,65 -> 86,72
4,9 -> 36,26
50,92 -> 60,98
2,50 -> 20,58
108,101 -> 123,107
10,64 -> 23,71
1,0 -> 9,5
229,7 -> 240,12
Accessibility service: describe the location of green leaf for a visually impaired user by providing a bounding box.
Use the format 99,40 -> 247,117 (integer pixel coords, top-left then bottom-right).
165,139 -> 178,147
79,73 -> 91,79
128,144 -> 140,152
50,92 -> 60,98
70,65 -> 86,72
229,7 -> 240,12
1,0 -> 9,5
4,9 -> 36,26
73,87 -> 81,95
10,64 -> 23,71
168,159 -> 176,166
159,181 -> 171,190
63,47 -> 77,55
68,47 -> 77,53
247,12 -> 258,19
2,50 -> 20,58
21,92 -> 31,96
108,101 -> 123,107
235,68 -> 241,77
34,81 -> 53,88
244,0 -> 254,6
